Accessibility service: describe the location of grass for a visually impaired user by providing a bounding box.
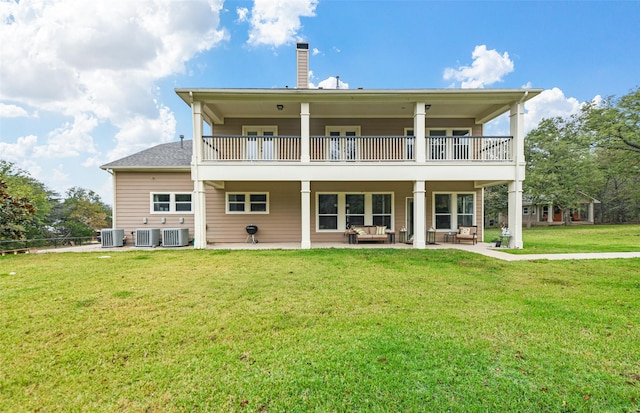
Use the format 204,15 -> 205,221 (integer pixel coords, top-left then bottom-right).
1,248 -> 639,412
484,224 -> 640,254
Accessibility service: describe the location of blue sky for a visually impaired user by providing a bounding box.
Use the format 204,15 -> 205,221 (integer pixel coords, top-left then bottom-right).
1,0 -> 638,203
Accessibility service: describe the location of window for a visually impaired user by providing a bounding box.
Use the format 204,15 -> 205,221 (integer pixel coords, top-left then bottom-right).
372,194 -> 392,228
317,192 -> 393,231
345,194 -> 365,227
433,192 -> 475,230
434,194 -> 452,229
226,193 -> 269,214
457,194 -> 474,227
318,194 -> 338,229
243,126 -> 277,160
326,126 -> 360,161
151,193 -> 192,214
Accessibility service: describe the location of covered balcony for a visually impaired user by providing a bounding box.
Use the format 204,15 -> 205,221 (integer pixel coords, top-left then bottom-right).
201,135 -> 514,163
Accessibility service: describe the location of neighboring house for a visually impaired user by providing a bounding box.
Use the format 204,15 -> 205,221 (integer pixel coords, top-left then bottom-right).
523,193 -> 600,225
102,43 -> 542,249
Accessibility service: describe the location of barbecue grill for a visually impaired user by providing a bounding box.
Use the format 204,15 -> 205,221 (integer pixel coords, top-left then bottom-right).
245,224 -> 258,244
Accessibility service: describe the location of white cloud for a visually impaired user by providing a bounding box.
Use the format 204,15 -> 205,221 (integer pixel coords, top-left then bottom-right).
524,87 -> 582,128
485,87 -> 595,136
0,135 -> 38,162
107,104 -> 177,162
310,76 -> 350,90
0,103 -> 29,118
0,0 -> 227,165
443,45 -> 514,88
312,47 -> 321,56
34,113 -> 99,158
236,7 -> 249,22
245,0 -> 318,47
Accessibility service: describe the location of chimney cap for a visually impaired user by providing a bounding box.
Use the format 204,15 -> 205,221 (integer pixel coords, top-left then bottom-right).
296,42 -> 309,49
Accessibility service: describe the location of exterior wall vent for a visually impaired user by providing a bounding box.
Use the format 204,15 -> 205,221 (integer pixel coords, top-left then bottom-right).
135,228 -> 161,247
162,228 -> 190,247
101,228 -> 124,248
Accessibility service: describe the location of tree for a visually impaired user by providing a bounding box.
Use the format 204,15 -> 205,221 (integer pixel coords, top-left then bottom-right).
0,160 -> 59,239
0,180 -> 36,240
54,187 -> 111,238
524,114 -> 600,225
593,87 -> 640,154
484,184 -> 508,226
584,87 -> 640,222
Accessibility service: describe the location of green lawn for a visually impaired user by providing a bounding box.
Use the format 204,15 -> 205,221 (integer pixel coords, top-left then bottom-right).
484,224 -> 640,254
1,249 -> 638,412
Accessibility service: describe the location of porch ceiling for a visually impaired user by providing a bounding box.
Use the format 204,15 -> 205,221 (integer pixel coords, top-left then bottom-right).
176,88 -> 542,124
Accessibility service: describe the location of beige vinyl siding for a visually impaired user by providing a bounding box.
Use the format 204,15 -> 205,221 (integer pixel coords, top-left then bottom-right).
206,181 -> 301,243
212,119 -> 300,136
210,118 -> 481,137
113,171 -> 194,240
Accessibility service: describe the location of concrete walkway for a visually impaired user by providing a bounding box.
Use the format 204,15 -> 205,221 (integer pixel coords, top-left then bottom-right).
32,241 -> 640,261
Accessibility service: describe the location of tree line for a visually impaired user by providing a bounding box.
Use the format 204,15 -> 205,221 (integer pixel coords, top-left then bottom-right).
487,87 -> 639,226
0,160 -> 111,243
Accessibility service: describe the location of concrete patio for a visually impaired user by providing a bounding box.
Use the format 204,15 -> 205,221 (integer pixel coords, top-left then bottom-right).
31,240 -> 640,261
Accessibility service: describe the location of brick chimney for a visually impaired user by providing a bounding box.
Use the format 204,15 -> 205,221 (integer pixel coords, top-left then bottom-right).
296,42 -> 309,89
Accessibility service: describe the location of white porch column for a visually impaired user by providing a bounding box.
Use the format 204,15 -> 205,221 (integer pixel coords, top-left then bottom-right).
414,103 -> 426,163
413,180 -> 426,249
508,181 -> 523,248
547,204 -> 554,223
588,202 -> 595,223
301,180 -> 311,249
193,180 -> 207,249
509,100 -> 525,248
191,101 -> 207,249
301,103 -> 310,163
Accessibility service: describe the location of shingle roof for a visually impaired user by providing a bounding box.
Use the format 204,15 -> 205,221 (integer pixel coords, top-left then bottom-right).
100,140 -> 192,169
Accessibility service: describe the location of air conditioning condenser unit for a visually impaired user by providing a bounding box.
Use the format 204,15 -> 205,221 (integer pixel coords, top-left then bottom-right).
135,228 -> 160,247
162,228 -> 189,247
101,228 -> 124,248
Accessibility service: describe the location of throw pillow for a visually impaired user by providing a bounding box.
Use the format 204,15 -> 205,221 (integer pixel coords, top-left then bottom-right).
459,227 -> 471,235
355,228 -> 367,235
376,226 -> 387,235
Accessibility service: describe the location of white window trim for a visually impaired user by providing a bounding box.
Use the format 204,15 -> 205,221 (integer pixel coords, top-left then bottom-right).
432,192 -> 476,231
150,192 -> 193,214
242,125 -> 278,135
316,192 -> 393,232
226,192 -> 270,214
325,126 -> 361,136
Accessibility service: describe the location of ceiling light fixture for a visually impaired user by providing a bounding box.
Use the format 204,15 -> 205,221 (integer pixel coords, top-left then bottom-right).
276,104 -> 284,111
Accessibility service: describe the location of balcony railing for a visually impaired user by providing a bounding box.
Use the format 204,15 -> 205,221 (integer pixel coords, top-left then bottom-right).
310,136 -> 414,161
426,136 -> 513,161
202,135 -> 513,162
203,136 -> 300,161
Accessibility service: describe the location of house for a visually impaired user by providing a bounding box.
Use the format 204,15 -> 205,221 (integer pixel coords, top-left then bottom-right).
522,193 -> 600,225
102,42 -> 542,249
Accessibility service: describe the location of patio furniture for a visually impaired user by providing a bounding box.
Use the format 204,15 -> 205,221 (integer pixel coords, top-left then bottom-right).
455,225 -> 478,245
